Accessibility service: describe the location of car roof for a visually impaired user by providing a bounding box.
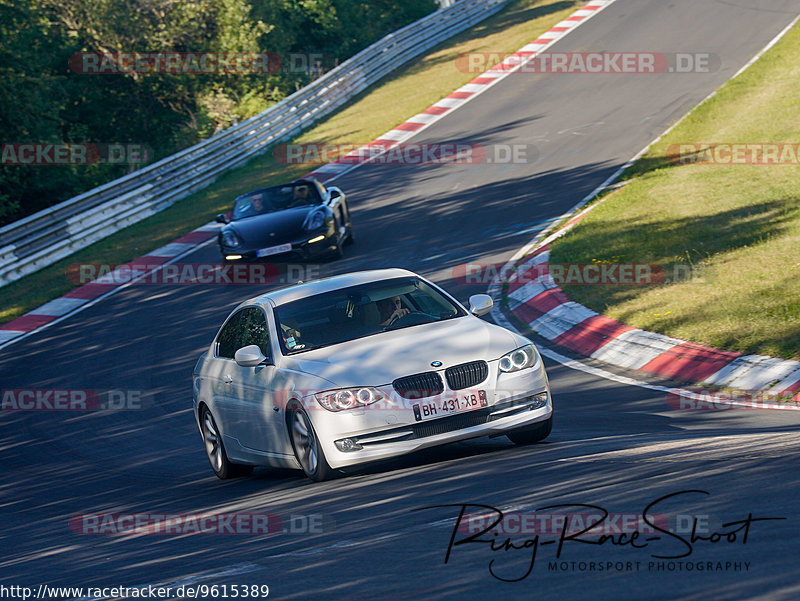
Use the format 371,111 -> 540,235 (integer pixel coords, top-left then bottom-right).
250,268 -> 418,307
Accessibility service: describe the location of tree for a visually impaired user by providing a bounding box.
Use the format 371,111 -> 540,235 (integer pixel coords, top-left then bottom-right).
0,0 -> 437,225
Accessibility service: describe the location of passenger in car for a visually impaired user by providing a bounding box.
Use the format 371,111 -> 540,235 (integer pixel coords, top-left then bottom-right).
291,184 -> 317,206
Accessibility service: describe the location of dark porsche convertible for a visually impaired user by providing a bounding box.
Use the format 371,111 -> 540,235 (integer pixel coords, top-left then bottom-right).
215,179 -> 354,262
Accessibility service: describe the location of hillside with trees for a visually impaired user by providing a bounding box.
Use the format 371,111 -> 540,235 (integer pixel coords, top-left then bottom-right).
0,0 -> 436,225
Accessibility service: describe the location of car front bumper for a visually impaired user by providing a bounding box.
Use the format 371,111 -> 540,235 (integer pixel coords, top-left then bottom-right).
306,359 -> 552,469
220,229 -> 337,262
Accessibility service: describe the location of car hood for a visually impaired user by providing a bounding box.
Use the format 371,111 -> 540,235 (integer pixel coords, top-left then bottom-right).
279,316 -> 523,389
226,206 -> 321,248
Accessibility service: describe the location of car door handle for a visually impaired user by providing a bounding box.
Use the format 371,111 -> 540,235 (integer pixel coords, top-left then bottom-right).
224,375 -> 233,384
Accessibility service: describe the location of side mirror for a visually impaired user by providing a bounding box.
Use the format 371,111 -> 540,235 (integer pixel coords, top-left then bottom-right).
468,294 -> 493,317
328,187 -> 342,200
215,213 -> 229,224
234,344 -> 268,367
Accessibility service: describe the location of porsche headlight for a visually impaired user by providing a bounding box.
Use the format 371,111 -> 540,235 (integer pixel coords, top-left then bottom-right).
304,210 -> 326,231
315,387 -> 386,412
498,344 -> 537,373
221,230 -> 241,248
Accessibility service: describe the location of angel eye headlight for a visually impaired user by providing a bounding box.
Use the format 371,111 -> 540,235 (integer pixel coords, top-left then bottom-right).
356,388 -> 375,404
315,387 -> 385,412
498,344 -> 536,373
337,390 -> 356,410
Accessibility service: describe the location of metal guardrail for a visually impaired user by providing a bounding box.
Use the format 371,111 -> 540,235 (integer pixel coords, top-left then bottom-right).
0,0 -> 507,287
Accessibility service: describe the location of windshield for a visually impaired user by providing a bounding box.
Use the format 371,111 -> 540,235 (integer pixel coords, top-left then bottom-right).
274,277 -> 466,355
232,182 -> 321,220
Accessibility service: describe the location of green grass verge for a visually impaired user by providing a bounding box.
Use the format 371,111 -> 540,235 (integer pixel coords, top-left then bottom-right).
549,24 -> 800,360
0,0 -> 581,326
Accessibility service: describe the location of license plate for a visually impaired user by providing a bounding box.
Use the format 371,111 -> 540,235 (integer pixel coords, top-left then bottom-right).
256,243 -> 292,258
413,390 -> 487,422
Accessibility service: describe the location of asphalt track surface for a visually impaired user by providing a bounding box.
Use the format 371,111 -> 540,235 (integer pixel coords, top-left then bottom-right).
3,1 -> 800,599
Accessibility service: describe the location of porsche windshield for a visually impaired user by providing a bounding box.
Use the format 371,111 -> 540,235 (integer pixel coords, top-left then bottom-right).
274,277 -> 465,354
232,183 -> 321,220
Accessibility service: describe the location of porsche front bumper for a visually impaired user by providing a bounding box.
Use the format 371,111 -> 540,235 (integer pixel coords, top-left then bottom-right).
220,228 -> 338,262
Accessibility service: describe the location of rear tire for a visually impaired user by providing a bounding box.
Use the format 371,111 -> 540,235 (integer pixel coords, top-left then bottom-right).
344,222 -> 355,246
200,407 -> 254,479
287,405 -> 337,482
507,415 -> 553,445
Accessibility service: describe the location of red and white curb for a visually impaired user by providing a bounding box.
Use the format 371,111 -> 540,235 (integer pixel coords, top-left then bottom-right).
0,225 -> 221,348
503,246 -> 800,396
487,13 -> 800,407
0,0 -> 616,350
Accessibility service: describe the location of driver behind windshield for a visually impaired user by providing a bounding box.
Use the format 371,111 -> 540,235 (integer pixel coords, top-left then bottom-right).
378,295 -> 410,326
274,277 -> 466,355
250,193 -> 265,215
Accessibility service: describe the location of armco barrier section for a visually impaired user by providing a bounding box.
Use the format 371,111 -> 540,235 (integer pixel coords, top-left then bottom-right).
0,0 -> 507,287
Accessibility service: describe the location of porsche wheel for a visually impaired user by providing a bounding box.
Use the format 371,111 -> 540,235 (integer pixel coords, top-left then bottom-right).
331,231 -> 345,259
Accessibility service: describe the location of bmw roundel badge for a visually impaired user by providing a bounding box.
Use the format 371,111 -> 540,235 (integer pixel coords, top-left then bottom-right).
431,361 -> 443,367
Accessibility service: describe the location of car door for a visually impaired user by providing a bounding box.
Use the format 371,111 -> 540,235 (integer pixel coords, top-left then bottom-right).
209,309 -> 246,444
230,306 -> 292,455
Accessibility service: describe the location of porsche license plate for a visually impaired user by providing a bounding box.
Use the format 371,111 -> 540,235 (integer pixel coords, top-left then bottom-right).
256,243 -> 292,258
413,390 -> 487,422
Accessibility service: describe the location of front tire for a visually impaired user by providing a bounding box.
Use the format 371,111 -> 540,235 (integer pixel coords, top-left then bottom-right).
288,406 -> 337,481
507,415 -> 553,445
330,233 -> 345,260
200,407 -> 254,479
